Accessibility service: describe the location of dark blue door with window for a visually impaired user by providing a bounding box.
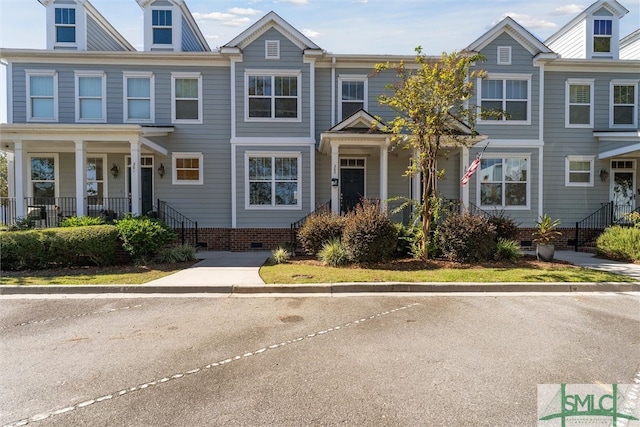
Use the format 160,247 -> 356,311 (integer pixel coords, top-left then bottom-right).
340,168 -> 364,213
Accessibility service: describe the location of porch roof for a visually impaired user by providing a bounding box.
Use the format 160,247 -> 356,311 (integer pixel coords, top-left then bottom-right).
594,130 -> 640,159
0,124 -> 172,155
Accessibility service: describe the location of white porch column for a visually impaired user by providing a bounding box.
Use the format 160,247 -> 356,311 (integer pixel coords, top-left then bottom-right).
380,138 -> 389,210
74,141 -> 86,216
13,141 -> 25,217
461,146 -> 470,209
130,139 -> 142,215
6,152 -> 15,198
330,141 -> 340,214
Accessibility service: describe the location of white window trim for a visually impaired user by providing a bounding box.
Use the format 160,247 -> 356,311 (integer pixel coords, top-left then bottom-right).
477,73 -> 532,125
26,70 -> 58,123
172,152 -> 203,185
74,71 -> 106,123
565,155 -> 595,187
565,78 -> 594,129
27,153 -> 60,199
591,17 -> 613,57
609,80 -> 638,129
86,154 -> 108,204
244,70 -> 302,123
53,6 -> 78,49
497,46 -> 511,65
150,6 -> 174,50
265,40 -> 280,59
476,153 -> 531,210
171,72 -> 203,124
123,71 -> 155,124
244,151 -> 302,210
338,74 -> 368,121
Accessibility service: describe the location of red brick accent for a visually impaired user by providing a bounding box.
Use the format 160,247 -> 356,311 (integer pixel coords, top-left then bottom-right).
516,227 -> 575,250
192,228 -> 291,251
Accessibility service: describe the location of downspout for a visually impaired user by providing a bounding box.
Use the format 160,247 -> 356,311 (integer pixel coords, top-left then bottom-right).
538,62 -> 545,220
331,57 -> 336,127
230,57 -> 239,228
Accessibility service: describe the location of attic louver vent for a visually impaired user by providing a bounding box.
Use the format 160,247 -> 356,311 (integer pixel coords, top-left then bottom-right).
265,40 -> 280,59
497,46 -> 511,65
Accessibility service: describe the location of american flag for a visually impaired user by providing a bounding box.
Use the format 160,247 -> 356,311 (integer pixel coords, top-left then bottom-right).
460,155 -> 481,187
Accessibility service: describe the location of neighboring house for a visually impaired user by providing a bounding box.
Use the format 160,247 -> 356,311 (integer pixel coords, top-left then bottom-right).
0,0 -> 638,251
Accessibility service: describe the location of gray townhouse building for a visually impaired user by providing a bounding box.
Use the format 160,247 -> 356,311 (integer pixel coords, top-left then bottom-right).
0,0 -> 638,251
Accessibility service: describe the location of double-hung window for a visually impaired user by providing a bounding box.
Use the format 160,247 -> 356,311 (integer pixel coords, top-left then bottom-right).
152,9 -> 172,45
610,81 -> 638,128
86,156 -> 106,204
26,70 -> 57,122
124,72 -> 154,123
171,73 -> 202,123
565,156 -> 594,187
172,153 -> 203,185
55,7 -> 76,44
339,75 -> 367,121
478,156 -> 529,209
75,71 -> 106,122
246,71 -> 301,121
593,19 -> 612,54
246,153 -> 301,209
479,74 -> 531,124
30,155 -> 58,201
565,79 -> 594,128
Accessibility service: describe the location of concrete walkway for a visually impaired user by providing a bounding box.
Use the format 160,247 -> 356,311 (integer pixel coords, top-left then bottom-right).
552,250 -> 640,281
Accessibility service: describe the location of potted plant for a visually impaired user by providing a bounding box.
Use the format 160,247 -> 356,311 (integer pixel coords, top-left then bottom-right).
533,214 -> 561,261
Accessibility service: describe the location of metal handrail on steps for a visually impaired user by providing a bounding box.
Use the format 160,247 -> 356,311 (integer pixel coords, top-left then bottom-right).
155,199 -> 199,247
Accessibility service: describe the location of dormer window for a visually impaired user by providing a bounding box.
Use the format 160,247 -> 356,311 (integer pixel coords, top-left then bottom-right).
593,19 -> 612,54
55,7 -> 76,44
152,9 -> 172,45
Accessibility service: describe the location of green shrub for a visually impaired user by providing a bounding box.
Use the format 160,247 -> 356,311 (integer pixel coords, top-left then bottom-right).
342,200 -> 397,263
624,211 -> 640,228
7,216 -> 36,231
596,225 -> 640,262
438,212 -> 497,262
1,225 -> 118,270
114,215 -> 177,260
270,247 -> 291,264
487,211 -> 520,241
297,211 -> 345,255
154,244 -> 198,264
59,216 -> 105,227
317,238 -> 351,267
493,238 -> 523,262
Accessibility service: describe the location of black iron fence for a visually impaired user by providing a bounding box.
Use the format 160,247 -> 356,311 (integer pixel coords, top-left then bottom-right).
156,199 -> 199,246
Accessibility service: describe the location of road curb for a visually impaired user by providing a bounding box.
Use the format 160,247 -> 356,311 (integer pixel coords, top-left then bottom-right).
1,282 -> 638,295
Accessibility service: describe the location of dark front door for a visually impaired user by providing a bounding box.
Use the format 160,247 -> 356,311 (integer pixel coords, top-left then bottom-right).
128,167 -> 153,215
340,168 -> 364,213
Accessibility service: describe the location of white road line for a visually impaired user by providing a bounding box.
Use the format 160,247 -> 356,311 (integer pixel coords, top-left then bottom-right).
0,305 -> 143,330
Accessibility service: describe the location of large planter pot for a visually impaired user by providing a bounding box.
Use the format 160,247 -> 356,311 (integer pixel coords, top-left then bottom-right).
536,244 -> 555,262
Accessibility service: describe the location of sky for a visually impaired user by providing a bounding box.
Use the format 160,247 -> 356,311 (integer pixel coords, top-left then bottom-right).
0,0 -> 639,121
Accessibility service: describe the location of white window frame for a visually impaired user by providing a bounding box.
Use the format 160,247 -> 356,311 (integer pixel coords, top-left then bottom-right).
592,18 -> 613,56
86,154 -> 108,206
244,70 -> 302,122
476,154 -> 530,210
28,153 -> 60,200
75,71 -> 106,123
565,79 -> 594,128
477,74 -> 532,125
265,40 -> 280,59
610,80 -> 638,129
244,151 -> 302,210
172,152 -> 203,185
151,7 -> 173,48
171,72 -> 203,124
123,72 -> 155,123
338,74 -> 368,121
497,46 -> 511,65
26,70 -> 58,122
54,6 -> 77,47
565,156 -> 595,187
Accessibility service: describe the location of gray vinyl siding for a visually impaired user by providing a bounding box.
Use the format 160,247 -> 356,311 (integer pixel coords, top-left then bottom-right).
314,68 -> 332,143
86,15 -> 126,52
473,33 -> 540,141
181,17 -> 204,52
235,145 -> 312,227
437,149 -> 462,202
234,28 -> 311,138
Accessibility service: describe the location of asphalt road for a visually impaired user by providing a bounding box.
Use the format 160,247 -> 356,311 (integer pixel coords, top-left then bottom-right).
1,293 -> 639,426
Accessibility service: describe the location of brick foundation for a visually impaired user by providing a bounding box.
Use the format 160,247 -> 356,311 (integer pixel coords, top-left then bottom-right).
192,227 -> 291,252
515,227 -> 575,251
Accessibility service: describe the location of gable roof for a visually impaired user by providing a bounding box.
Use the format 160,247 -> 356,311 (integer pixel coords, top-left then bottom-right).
465,16 -> 553,55
328,109 -> 387,133
544,0 -> 629,46
136,0 -> 210,51
224,11 -> 321,51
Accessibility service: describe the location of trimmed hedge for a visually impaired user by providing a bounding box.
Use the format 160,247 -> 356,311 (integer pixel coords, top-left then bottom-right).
297,211 -> 346,256
1,225 -> 119,270
114,216 -> 177,260
438,212 -> 497,262
342,200 -> 397,263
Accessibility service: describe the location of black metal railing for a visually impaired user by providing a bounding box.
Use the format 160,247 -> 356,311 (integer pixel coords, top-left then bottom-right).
0,197 -> 16,227
24,197 -> 77,228
86,197 -> 131,220
290,200 -> 331,249
574,201 -> 614,251
156,199 -> 199,247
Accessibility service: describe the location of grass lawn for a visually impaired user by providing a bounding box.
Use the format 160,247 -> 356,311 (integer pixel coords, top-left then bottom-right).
260,256 -> 636,284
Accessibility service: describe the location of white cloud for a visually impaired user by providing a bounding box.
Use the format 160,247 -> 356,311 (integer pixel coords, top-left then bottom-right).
228,7 -> 261,15
205,34 -> 220,40
302,28 -> 323,38
275,0 -> 308,4
192,12 -> 251,27
550,4 -> 584,16
494,12 -> 557,30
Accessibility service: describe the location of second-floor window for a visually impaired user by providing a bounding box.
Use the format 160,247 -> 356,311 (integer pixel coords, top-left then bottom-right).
124,72 -> 154,123
172,73 -> 202,124
75,72 -> 106,122
339,76 -> 367,121
27,71 -> 57,122
593,19 -> 612,54
611,81 -> 637,128
152,10 -> 172,45
55,7 -> 76,44
565,79 -> 593,128
479,75 -> 531,124
246,72 -> 301,121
